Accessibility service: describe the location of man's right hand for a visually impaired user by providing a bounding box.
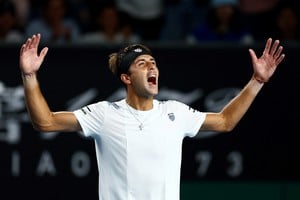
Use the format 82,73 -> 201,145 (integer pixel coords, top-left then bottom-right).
19,33 -> 48,76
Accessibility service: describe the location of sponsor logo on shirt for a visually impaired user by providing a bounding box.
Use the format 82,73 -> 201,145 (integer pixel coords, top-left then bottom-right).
168,113 -> 175,121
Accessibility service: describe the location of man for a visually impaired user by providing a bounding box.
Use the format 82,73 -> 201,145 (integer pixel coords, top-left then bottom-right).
19,33 -> 285,200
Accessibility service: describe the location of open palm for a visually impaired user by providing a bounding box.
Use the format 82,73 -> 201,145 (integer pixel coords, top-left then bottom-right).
19,34 -> 48,76
249,38 -> 285,83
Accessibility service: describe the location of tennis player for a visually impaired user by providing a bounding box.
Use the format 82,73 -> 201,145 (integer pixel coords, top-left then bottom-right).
19,33 -> 285,200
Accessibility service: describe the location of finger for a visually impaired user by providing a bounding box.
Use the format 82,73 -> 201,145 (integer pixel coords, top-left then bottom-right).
275,54 -> 285,66
263,38 -> 272,55
248,49 -> 257,63
20,44 -> 27,56
274,46 -> 283,59
29,34 -> 37,49
270,39 -> 279,56
39,47 -> 49,59
25,38 -> 32,50
32,33 -> 41,48
27,34 -> 36,49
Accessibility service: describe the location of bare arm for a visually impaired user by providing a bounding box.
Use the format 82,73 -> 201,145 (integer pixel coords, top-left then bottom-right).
200,38 -> 285,132
20,34 -> 81,133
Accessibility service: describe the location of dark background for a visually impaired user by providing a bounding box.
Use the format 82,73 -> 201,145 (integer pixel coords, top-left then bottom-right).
0,42 -> 299,199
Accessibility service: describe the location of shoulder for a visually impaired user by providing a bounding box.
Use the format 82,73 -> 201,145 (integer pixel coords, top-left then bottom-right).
76,99 -> 125,116
156,99 -> 189,110
157,99 -> 201,114
92,99 -> 124,109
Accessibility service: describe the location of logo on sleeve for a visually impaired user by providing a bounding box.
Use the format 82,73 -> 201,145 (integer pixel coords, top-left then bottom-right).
81,106 -> 91,115
110,102 -> 120,110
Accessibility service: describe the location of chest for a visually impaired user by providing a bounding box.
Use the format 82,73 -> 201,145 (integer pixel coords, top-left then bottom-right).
101,108 -> 183,156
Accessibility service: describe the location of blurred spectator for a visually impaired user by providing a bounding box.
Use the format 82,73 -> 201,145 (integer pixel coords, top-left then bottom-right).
65,0 -> 92,34
25,0 -> 80,44
115,0 -> 164,41
271,1 -> 300,42
187,0 -> 253,44
239,0 -> 279,14
80,3 -> 140,45
0,0 -> 24,43
238,0 -> 280,41
10,0 -> 30,31
160,0 -> 210,42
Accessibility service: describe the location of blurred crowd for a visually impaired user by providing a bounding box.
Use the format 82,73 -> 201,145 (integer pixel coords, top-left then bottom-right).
0,0 -> 300,45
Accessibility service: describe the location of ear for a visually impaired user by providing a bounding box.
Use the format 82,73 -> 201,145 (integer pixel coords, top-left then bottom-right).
120,74 -> 131,85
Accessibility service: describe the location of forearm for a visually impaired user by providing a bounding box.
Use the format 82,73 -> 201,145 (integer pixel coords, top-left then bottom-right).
19,34 -> 80,132
22,73 -> 54,131
220,76 -> 264,130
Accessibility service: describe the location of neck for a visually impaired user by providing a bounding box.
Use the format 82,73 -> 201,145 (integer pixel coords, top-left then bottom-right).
126,96 -> 154,111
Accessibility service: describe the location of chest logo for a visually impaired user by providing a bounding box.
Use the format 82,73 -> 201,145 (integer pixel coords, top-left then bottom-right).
168,113 -> 175,121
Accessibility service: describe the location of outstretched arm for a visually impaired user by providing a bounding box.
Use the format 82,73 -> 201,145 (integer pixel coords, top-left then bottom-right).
20,34 -> 81,132
201,38 -> 285,132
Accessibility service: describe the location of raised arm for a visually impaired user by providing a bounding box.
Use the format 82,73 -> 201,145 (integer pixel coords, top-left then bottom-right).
20,34 -> 81,133
201,38 -> 285,132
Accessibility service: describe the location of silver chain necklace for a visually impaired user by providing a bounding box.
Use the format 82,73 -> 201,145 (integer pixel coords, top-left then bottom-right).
126,102 -> 149,131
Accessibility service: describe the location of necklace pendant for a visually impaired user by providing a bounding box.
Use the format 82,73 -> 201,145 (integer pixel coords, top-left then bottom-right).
139,123 -> 143,130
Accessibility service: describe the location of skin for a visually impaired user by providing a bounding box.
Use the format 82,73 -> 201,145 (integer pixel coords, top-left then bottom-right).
121,54 -> 159,110
19,33 -> 285,134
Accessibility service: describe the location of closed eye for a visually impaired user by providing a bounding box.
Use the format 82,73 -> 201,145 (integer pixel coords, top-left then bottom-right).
137,61 -> 145,67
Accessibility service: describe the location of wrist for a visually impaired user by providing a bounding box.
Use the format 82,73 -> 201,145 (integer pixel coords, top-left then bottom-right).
252,75 -> 265,84
21,72 -> 38,85
21,72 -> 36,79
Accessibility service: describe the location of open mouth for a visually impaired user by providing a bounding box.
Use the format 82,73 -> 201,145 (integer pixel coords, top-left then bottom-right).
147,76 -> 156,85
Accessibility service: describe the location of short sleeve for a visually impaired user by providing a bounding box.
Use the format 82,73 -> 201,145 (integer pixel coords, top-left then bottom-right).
73,101 -> 107,138
171,101 -> 206,138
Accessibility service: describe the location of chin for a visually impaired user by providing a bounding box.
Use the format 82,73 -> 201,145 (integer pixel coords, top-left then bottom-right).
151,88 -> 158,95
147,91 -> 158,98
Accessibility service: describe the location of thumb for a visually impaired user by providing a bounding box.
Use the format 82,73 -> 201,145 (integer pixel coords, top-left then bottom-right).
39,47 -> 48,60
248,49 -> 257,63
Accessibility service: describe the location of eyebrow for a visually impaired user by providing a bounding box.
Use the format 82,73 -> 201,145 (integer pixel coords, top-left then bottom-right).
134,57 -> 155,64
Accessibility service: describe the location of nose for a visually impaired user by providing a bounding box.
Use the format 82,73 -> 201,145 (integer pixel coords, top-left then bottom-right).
147,61 -> 156,70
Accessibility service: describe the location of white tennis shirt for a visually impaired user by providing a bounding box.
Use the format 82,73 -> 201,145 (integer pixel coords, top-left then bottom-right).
74,99 -> 206,200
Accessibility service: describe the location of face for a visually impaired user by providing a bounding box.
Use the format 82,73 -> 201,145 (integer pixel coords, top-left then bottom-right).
277,7 -> 298,33
126,54 -> 159,98
215,5 -> 234,25
45,0 -> 66,23
99,7 -> 119,32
